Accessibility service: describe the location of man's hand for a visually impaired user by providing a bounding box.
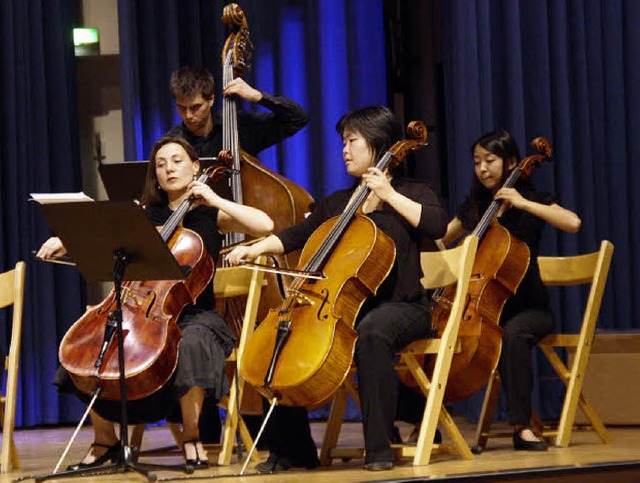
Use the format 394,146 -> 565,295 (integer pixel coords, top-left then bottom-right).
223,78 -> 263,103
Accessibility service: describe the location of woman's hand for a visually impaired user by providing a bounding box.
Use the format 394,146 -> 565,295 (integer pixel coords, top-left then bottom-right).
226,235 -> 284,265
494,187 -> 527,210
362,167 -> 394,202
36,237 -> 67,260
187,180 -> 220,208
226,245 -> 259,266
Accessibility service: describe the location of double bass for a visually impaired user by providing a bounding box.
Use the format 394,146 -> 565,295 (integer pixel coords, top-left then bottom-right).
240,122 -> 428,408
428,137 -> 552,402
58,160 -> 232,400
219,3 -> 313,282
217,3 -> 314,414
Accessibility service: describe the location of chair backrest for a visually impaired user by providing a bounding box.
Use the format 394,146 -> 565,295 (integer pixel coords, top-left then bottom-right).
0,261 -> 26,372
213,264 -> 264,297
213,257 -> 266,351
0,261 -> 26,473
419,235 -> 479,344
538,240 -> 614,334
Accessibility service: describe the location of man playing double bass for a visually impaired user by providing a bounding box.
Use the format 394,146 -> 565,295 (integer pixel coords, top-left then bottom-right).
166,65 -> 310,442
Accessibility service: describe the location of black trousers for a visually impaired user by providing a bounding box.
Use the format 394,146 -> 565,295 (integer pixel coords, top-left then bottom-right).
355,298 -> 432,463
261,298 -> 432,465
499,308 -> 554,426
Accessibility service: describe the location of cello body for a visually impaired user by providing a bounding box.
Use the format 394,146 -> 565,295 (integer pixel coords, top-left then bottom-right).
430,225 -> 529,402
240,215 -> 395,407
59,227 -> 214,401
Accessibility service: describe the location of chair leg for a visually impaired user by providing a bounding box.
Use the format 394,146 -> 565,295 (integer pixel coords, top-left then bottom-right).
1,391 -> 20,473
438,404 -> 474,461
473,370 -> 501,452
167,422 -> 184,449
130,424 -> 146,451
319,383 -> 349,466
540,345 -> 612,446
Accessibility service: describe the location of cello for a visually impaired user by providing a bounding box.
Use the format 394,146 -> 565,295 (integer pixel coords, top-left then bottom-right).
58,158 -> 233,400
240,122 -> 428,408
428,137 -> 552,402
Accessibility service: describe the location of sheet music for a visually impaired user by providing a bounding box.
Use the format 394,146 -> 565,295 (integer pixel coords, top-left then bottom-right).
29,192 -> 94,204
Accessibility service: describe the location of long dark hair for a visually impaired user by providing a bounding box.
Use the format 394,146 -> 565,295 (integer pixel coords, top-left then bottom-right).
141,136 -> 199,206
465,130 -> 522,224
335,105 -> 402,167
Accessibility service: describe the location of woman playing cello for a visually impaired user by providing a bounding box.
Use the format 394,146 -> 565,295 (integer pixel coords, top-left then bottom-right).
36,136 -> 273,469
227,105 -> 448,471
438,130 -> 581,450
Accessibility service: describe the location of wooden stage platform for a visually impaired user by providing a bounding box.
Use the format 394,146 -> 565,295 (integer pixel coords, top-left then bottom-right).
3,419 -> 639,482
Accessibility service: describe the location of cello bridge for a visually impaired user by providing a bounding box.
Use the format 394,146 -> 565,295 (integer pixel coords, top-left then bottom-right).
122,287 -> 141,307
285,289 -> 314,307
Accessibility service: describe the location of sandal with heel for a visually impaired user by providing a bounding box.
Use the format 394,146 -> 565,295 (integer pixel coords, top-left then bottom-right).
183,440 -> 210,469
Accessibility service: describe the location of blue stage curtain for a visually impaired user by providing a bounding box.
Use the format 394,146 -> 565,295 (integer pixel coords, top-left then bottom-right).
0,0 -> 87,426
118,0 -> 387,199
442,0 -> 640,421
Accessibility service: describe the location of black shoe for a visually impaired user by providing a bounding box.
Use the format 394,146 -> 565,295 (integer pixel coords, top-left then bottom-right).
403,425 -> 442,445
256,453 -> 288,473
255,452 -> 318,473
183,440 -> 210,469
513,430 -> 548,451
364,461 -> 393,471
392,425 -> 403,444
66,441 -> 121,471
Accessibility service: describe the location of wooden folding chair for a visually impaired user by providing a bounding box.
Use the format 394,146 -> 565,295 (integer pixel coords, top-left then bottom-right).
0,261 -> 26,473
474,240 -> 614,450
133,257 -> 266,465
320,235 -> 478,466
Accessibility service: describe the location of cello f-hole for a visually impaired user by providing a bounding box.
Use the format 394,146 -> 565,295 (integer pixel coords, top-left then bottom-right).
317,289 -> 330,321
144,290 -> 157,319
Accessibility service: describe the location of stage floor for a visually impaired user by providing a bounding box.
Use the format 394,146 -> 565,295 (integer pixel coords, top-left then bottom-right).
3,419 -> 639,482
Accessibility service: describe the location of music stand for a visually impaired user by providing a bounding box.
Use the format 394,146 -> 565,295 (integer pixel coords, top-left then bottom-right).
33,201 -> 192,482
98,162 -> 149,201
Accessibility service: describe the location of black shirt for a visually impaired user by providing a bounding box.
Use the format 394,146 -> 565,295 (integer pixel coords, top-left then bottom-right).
144,204 -> 221,310
276,178 -> 448,303
165,93 -> 309,159
456,183 -> 556,321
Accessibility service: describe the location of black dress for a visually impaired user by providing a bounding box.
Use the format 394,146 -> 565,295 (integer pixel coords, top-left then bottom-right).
55,205 -> 236,424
